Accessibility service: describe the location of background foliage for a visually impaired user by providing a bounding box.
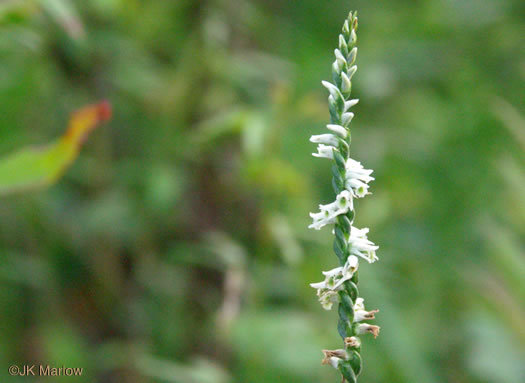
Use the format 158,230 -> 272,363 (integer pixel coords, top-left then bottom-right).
1,1 -> 524,382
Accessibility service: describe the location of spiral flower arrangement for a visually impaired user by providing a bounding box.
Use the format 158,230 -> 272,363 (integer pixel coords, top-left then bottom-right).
308,12 -> 380,383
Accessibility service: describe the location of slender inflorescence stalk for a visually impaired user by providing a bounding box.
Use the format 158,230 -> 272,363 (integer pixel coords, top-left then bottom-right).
308,12 -> 380,383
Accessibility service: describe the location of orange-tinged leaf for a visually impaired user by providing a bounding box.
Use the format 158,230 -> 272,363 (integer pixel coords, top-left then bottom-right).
0,101 -> 112,196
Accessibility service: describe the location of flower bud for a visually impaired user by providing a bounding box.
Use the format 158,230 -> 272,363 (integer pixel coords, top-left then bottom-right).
339,34 -> 348,55
341,72 -> 352,94
347,47 -> 357,65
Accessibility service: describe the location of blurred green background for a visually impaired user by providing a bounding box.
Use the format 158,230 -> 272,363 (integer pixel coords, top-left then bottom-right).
1,0 -> 524,382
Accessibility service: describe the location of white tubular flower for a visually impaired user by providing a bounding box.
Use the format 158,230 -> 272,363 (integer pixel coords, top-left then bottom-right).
355,323 -> 380,338
326,124 -> 347,138
347,226 -> 379,263
341,72 -> 351,93
345,157 -> 374,197
310,256 -> 359,310
344,99 -> 359,112
310,134 -> 339,147
339,35 -> 348,53
309,190 -> 353,230
312,144 -> 336,160
321,349 -> 348,369
353,297 -> 379,322
322,81 -> 343,101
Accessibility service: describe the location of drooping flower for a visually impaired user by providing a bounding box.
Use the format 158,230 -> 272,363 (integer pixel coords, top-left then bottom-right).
347,226 -> 379,263
345,158 -> 374,198
309,190 -> 353,230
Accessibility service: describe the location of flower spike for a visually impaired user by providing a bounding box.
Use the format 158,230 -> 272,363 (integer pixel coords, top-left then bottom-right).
308,11 -> 381,382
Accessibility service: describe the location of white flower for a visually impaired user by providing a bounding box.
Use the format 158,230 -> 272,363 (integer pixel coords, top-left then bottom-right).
338,35 -> 347,53
321,349 -> 348,369
326,124 -> 347,138
355,323 -> 380,338
310,256 -> 359,290
310,256 -> 359,310
325,357 -> 340,369
310,134 -> 339,147
341,72 -> 351,93
312,144 -> 336,159
344,99 -> 359,112
334,49 -> 347,66
309,190 -> 353,230
347,226 -> 379,263
318,289 -> 339,310
336,255 -> 359,288
321,80 -> 343,101
354,297 -> 365,311
353,297 -> 379,322
341,112 -> 354,127
332,59 -> 342,74
345,157 -> 374,197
